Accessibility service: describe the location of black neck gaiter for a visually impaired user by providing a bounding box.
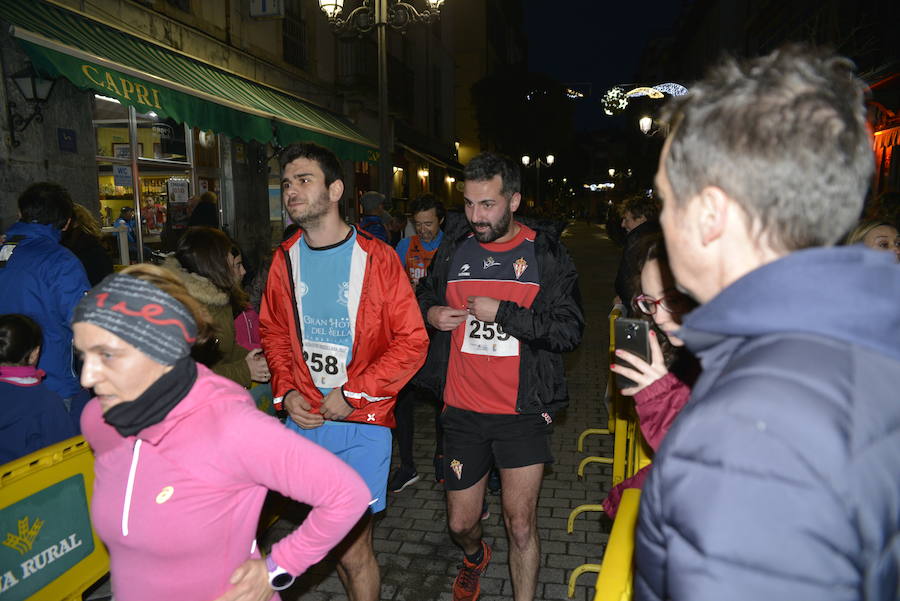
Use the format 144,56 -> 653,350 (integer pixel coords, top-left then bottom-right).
103,357 -> 198,437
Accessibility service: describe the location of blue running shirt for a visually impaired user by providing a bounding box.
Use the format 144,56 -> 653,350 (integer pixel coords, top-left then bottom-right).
296,231 -> 355,395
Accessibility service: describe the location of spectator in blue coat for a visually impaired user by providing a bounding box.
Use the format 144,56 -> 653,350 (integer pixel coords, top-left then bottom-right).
113,205 -> 137,243
357,191 -> 390,243
0,182 -> 91,429
635,45 -> 900,601
0,314 -> 76,464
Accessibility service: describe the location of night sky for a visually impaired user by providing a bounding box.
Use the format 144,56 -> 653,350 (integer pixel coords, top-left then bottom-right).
523,0 -> 683,131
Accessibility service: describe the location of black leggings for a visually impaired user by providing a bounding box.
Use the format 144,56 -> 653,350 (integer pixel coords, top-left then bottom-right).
393,384 -> 443,469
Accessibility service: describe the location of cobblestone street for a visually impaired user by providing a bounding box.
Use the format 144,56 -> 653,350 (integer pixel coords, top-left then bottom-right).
275,221 -> 621,601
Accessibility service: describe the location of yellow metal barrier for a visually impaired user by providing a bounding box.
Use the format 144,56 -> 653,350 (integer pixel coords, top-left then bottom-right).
576,307 -> 623,454
568,561 -> 602,598
569,304 -> 649,599
610,395 -> 631,486
607,307 -> 623,433
593,489 -> 641,601
577,309 -> 625,474
571,310 -> 636,532
570,395 -> 641,530
630,427 -> 653,478
567,504 -> 606,534
567,490 -> 641,599
0,436 -> 108,601
577,427 -> 610,453
579,387 -> 631,484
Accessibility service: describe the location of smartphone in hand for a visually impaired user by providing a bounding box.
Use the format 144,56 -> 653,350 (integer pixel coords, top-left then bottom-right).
614,318 -> 651,389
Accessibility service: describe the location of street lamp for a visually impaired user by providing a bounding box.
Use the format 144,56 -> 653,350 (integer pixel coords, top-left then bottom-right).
6,64 -> 55,147
639,115 -> 652,134
319,0 -> 446,202
521,154 -> 555,205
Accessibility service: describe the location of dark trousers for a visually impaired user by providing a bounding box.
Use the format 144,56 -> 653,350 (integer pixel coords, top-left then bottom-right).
394,384 -> 443,470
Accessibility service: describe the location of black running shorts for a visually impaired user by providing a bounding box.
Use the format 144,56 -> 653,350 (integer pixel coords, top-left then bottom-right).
440,405 -> 555,491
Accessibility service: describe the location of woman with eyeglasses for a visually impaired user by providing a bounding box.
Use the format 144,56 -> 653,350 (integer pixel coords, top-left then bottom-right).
604,236 -> 699,518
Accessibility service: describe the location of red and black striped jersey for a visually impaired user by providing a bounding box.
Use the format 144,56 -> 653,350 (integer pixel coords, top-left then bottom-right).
445,223 -> 541,414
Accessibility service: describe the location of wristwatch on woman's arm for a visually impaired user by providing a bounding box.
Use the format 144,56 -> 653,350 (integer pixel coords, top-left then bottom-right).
266,555 -> 295,591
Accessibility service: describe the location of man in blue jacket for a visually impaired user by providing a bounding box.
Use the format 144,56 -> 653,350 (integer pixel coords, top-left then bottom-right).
635,45 -> 900,601
0,183 -> 91,428
357,191 -> 390,244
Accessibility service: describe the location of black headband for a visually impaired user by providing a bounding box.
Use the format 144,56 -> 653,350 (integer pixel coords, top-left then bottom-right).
73,273 -> 197,365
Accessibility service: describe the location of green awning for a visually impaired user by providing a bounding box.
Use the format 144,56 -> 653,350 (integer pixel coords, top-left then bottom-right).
0,0 -> 377,161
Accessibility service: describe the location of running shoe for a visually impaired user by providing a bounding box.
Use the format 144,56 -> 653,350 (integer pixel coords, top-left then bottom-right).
452,540 -> 492,601
388,466 -> 420,493
481,499 -> 490,521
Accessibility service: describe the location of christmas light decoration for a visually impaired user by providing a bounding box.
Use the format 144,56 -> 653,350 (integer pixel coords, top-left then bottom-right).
626,86 -> 664,99
653,83 -> 688,96
602,87 -> 629,115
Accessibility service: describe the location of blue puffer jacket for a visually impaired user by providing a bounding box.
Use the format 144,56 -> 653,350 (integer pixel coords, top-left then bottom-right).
635,246 -> 900,601
358,215 -> 389,244
0,222 -> 90,398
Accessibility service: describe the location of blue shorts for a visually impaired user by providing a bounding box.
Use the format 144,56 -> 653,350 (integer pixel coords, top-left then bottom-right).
286,419 -> 391,513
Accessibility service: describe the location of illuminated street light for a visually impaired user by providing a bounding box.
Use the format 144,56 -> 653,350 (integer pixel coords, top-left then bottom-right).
319,0 -> 446,202
521,154 -> 556,205
639,116 -> 652,134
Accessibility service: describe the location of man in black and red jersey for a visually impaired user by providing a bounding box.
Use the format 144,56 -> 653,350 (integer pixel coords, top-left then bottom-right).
417,152 -> 584,601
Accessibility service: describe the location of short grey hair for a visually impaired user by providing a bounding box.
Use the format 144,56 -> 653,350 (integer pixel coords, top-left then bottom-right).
659,44 -> 873,251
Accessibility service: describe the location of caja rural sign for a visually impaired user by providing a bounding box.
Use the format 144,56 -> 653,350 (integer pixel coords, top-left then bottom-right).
0,476 -> 93,600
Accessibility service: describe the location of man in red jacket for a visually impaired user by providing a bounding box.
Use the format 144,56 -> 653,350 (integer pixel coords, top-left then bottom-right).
260,142 -> 428,601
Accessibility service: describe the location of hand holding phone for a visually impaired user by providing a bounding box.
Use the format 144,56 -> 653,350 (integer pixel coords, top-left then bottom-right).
613,318 -> 651,389
612,323 -> 672,395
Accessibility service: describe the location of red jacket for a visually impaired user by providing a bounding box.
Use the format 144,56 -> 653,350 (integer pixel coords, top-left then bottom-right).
260,228 -> 428,428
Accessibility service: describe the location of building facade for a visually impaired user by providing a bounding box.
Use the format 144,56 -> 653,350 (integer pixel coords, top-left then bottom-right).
0,0 -> 463,263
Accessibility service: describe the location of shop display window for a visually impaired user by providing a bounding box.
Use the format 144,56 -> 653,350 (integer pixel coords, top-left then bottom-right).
92,97 -> 225,256
93,94 -> 130,159
137,112 -> 187,161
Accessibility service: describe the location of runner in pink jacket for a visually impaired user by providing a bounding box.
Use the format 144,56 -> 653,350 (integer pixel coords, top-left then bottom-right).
75,266 -> 370,601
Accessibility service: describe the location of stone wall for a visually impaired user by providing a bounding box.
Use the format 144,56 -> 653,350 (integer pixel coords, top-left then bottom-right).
0,30 -> 98,233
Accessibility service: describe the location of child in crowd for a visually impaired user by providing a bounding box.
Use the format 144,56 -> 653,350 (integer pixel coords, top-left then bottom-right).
230,247 -> 277,414
0,314 -> 76,464
229,246 -> 261,351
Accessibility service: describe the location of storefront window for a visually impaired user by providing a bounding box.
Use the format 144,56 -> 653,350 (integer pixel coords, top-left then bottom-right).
93,94 -> 130,159
93,96 -> 215,258
97,161 -> 134,226
192,127 -> 220,199
139,165 -> 191,244
136,112 -> 187,161
92,96 -> 234,258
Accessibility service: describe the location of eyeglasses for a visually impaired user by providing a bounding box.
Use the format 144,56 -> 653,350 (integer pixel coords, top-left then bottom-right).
634,292 -> 692,316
